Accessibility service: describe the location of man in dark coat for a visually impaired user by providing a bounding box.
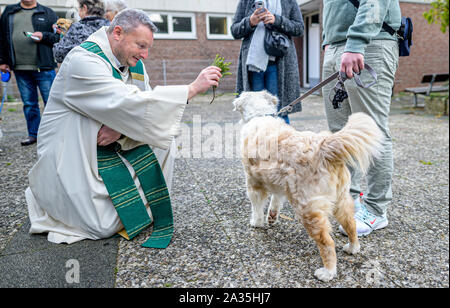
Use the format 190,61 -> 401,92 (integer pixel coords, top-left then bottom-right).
0,0 -> 60,146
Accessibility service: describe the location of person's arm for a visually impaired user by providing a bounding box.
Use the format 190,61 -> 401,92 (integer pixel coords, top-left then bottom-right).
268,1 -> 304,37
340,0 -> 392,79
231,0 -> 259,39
63,50 -> 219,149
0,11 -> 9,66
35,9 -> 60,46
98,66 -> 221,147
345,0 -> 393,55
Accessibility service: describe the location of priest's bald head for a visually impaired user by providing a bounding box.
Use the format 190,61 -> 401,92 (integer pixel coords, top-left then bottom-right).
107,9 -> 158,67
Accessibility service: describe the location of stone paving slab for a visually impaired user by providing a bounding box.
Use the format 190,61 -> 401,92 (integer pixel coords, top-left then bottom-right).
0,221 -> 119,288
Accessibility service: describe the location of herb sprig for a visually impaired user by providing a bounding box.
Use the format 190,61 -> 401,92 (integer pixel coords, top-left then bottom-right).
210,54 -> 232,104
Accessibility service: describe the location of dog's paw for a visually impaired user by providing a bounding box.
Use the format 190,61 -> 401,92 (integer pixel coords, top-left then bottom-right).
267,210 -> 279,226
314,267 -> 337,282
343,243 -> 360,255
250,218 -> 265,228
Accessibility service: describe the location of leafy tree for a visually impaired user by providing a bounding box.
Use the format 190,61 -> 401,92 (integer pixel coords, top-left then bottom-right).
423,0 -> 449,33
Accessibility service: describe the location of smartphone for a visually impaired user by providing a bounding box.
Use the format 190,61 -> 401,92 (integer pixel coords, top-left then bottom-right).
255,1 -> 265,13
23,31 -> 40,41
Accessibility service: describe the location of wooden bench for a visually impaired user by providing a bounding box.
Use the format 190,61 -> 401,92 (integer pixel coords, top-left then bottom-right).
405,73 -> 449,107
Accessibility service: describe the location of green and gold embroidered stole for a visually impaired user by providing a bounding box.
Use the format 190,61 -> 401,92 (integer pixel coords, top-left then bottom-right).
81,41 -> 173,249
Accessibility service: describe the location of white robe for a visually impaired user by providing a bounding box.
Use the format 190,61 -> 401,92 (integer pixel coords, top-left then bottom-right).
25,28 -> 188,244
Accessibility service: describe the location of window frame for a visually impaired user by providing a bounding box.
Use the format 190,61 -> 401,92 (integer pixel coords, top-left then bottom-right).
206,14 -> 234,40
148,11 -> 197,40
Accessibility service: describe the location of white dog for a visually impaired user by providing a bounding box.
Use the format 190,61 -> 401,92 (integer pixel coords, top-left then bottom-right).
233,91 -> 384,282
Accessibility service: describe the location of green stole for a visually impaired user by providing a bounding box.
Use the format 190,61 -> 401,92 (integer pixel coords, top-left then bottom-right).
80,41 -> 173,249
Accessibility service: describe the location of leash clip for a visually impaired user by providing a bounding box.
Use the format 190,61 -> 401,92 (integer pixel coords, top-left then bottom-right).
276,105 -> 293,117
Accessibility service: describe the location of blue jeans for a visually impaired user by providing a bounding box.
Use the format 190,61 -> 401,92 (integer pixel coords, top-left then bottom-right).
250,63 -> 289,124
14,70 -> 56,138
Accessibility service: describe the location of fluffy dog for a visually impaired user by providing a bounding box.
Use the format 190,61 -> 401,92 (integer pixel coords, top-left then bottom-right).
233,91 -> 384,282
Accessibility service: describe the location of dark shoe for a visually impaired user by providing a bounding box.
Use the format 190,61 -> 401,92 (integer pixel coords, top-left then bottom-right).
21,136 -> 37,146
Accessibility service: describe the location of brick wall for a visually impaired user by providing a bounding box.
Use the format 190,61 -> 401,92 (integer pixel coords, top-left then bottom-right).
394,2 -> 449,92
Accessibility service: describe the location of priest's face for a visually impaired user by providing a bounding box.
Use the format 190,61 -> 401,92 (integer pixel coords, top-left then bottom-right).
112,24 -> 154,67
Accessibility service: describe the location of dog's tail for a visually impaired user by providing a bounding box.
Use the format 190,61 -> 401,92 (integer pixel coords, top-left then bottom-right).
319,112 -> 384,174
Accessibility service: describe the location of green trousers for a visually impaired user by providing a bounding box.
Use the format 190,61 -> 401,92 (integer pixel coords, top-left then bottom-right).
322,39 -> 399,216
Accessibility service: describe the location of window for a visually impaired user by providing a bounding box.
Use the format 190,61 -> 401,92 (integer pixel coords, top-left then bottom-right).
206,14 -> 234,40
173,16 -> 192,32
150,14 -> 169,34
148,12 -> 196,39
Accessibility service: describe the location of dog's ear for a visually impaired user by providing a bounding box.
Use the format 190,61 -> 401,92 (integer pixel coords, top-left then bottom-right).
262,90 -> 279,106
232,92 -> 248,112
232,98 -> 241,112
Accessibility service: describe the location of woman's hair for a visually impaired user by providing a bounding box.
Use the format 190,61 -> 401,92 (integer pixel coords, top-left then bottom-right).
107,9 -> 158,34
104,0 -> 128,14
77,0 -> 105,17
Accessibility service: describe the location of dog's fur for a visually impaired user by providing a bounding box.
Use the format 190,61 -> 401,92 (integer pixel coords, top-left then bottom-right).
233,91 -> 384,282
56,18 -> 73,35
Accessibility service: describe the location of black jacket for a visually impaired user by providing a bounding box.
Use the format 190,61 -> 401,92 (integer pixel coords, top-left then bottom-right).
0,2 -> 60,70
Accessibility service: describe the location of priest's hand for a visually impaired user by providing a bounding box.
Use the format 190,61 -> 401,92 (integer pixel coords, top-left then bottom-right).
97,125 -> 122,146
188,66 -> 222,100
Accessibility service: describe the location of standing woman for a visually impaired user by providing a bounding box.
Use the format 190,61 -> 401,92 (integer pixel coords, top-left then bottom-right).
53,0 -> 110,63
231,0 -> 304,124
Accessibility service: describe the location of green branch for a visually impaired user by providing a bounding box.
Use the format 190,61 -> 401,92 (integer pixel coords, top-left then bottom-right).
210,54 -> 232,104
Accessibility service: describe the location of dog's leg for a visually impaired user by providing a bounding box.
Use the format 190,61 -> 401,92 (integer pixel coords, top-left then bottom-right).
301,209 -> 337,282
267,194 -> 285,225
334,193 -> 360,255
248,188 -> 267,228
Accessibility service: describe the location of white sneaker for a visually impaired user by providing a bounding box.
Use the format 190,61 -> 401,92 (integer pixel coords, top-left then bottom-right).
340,204 -> 388,237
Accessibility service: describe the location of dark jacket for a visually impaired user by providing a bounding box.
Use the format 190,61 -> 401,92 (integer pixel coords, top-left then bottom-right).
0,2 -> 60,70
231,0 -> 304,114
53,16 -> 110,63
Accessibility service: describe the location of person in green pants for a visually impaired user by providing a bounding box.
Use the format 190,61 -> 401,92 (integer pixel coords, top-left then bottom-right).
321,0 -> 402,236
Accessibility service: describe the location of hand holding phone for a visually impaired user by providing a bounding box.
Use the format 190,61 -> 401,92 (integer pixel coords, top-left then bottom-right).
255,1 -> 265,11
250,1 -> 267,27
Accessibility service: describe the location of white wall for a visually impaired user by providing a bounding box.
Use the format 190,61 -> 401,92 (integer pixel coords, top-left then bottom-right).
130,0 -> 240,14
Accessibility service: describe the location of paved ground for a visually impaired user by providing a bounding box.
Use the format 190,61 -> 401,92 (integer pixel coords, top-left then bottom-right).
0,92 -> 448,288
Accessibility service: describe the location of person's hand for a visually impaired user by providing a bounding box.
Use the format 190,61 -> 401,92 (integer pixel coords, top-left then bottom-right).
262,9 -> 276,25
31,31 -> 43,42
97,125 -> 122,146
188,66 -> 222,100
0,64 -> 10,73
53,24 -> 62,35
324,44 -> 330,53
340,52 -> 364,79
250,7 -> 266,27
